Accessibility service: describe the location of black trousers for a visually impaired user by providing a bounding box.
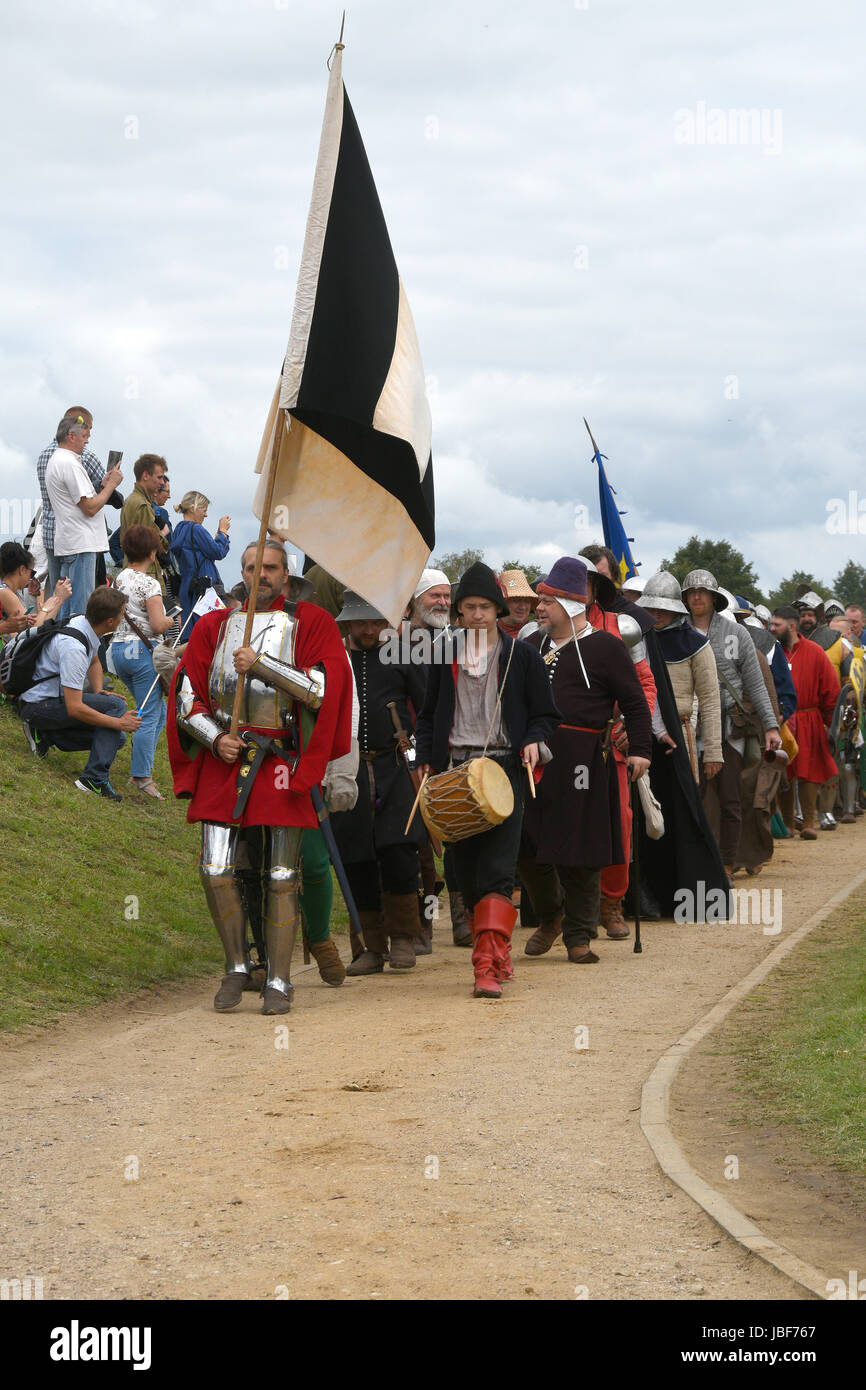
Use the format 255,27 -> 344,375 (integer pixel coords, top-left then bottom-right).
345,844 -> 419,912
517,859 -> 600,946
449,758 -> 525,912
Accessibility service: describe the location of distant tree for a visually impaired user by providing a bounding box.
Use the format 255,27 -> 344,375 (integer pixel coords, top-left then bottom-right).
659,536 -> 765,603
432,548 -> 484,583
766,570 -> 826,612
500,559 -> 544,584
832,560 -> 866,610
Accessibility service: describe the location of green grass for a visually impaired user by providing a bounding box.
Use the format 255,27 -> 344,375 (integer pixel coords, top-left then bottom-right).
0,692 -> 348,1032
720,904 -> 866,1174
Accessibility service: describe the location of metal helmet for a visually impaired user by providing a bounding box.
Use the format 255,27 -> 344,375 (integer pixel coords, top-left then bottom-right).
824,597 -> 845,618
636,570 -> 688,614
716,587 -> 739,622
621,575 -> 646,596
681,568 -> 729,611
335,590 -> 386,623
754,603 -> 771,626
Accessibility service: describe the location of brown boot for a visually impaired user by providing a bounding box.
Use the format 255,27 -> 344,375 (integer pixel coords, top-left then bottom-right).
214,972 -> 247,1011
346,910 -> 386,976
449,892 -> 472,947
600,894 -> 629,940
798,780 -> 820,839
524,913 -> 563,956
383,891 -> 419,970
567,944 -> 599,964
309,937 -> 346,986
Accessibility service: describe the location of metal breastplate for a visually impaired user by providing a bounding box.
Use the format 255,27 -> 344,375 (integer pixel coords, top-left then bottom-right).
208,609 -> 298,730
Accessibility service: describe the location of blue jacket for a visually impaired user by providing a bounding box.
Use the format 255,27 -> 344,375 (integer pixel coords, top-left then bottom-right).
171,520 -> 230,624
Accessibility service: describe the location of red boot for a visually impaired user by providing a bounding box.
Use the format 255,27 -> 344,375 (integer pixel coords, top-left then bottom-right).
472,894 -> 517,998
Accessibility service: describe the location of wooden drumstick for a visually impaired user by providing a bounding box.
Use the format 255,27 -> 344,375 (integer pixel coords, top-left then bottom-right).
404,773 -> 429,835
525,760 -> 536,799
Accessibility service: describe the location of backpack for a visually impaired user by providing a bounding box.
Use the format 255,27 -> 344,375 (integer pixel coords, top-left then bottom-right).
0,621 -> 90,701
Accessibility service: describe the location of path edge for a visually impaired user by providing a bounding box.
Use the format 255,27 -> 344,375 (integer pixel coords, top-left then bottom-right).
640,861 -> 866,1301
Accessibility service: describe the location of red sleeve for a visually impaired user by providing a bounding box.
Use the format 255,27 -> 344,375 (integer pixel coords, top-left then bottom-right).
166,609 -> 229,796
818,647 -> 841,724
634,655 -> 657,715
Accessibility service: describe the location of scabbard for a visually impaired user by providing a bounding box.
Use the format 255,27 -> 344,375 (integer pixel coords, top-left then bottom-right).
310,784 -> 364,940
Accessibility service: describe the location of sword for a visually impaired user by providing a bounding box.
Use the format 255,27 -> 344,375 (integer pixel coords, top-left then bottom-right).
310,784 -> 364,941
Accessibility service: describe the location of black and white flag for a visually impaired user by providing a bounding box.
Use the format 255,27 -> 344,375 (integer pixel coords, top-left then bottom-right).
255,46 -> 434,626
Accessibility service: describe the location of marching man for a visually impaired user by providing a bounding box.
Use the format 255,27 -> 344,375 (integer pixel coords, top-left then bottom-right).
167,540 -> 352,1015
416,562 -> 560,998
518,558 -> 652,964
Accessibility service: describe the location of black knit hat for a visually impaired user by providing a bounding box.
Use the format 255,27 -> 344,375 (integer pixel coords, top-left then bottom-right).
453,562 -> 509,617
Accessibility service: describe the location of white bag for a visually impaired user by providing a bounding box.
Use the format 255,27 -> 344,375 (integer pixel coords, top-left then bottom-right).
637,773 -> 665,839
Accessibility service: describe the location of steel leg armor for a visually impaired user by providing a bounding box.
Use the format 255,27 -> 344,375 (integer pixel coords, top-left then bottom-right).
200,823 -> 250,977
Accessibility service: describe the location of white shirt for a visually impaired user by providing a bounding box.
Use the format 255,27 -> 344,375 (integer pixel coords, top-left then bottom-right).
111,569 -> 163,642
45,448 -> 108,556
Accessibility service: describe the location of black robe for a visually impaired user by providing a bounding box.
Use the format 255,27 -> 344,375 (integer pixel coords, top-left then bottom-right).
331,644 -> 428,863
521,628 -> 652,868
636,629 -> 730,920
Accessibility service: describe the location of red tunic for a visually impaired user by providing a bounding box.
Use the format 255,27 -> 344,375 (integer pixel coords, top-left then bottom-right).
166,597 -> 352,827
786,638 -> 839,784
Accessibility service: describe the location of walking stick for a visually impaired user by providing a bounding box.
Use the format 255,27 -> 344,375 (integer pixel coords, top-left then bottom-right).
631,778 -> 643,954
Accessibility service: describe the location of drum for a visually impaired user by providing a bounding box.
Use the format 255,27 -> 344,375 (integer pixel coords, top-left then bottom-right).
420,757 -> 514,843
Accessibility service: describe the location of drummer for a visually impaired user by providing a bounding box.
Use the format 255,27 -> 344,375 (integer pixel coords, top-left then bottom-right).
416,562 -> 560,999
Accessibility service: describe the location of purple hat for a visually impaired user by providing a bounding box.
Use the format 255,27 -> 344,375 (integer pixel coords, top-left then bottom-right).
536,557 -> 589,603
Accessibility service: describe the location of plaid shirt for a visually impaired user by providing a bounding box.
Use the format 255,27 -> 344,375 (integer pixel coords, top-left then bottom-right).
37,441 -> 106,552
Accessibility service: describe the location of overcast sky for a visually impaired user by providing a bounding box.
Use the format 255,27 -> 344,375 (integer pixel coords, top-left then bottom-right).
1,0 -> 864,597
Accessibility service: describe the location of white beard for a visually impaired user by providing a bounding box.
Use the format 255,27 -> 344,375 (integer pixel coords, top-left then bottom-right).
424,610 -> 450,629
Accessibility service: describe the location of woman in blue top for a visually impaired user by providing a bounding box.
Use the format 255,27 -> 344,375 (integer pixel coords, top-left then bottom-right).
171,490 -> 231,627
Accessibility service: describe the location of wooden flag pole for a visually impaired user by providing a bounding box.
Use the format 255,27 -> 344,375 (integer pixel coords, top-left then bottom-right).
229,409 -> 286,736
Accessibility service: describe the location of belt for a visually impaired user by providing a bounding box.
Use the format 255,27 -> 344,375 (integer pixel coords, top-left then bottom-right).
450,746 -> 514,765
233,730 -> 298,820
561,724 -> 604,734
359,747 -> 393,761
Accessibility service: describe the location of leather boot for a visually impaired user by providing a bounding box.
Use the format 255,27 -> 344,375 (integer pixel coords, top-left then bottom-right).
449,891 -> 472,947
798,780 -> 819,839
600,894 -> 629,940
346,909 -> 386,976
383,891 -> 419,970
472,894 -> 516,999
524,912 -> 563,956
309,937 -> 346,986
414,892 -> 433,955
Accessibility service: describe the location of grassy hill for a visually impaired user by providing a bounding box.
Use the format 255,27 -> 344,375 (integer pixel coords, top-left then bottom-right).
0,692 -> 347,1031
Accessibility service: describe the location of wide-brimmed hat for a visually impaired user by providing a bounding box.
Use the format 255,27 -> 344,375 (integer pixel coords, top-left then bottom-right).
536,557 -> 589,604
636,570 -> 689,615
498,569 -> 538,605
453,562 -> 509,616
681,568 -> 729,612
336,590 -> 386,623
578,553 -> 618,607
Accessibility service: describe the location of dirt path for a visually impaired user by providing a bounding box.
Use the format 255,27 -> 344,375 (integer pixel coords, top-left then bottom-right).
1,828 -> 855,1301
